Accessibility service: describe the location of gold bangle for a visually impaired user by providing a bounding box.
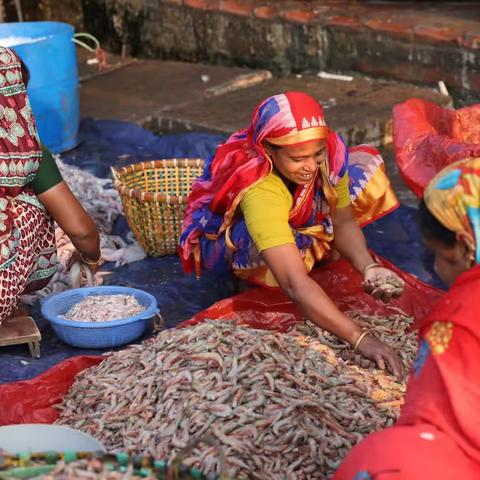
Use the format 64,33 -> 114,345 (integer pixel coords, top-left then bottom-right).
80,252 -> 102,266
362,262 -> 382,275
353,330 -> 370,353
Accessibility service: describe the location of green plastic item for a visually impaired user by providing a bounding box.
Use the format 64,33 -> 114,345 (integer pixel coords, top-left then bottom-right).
116,452 -> 129,466
0,465 -> 55,479
191,468 -> 202,480
44,452 -> 59,464
63,451 -> 77,464
0,450 -> 228,479
153,460 -> 167,470
16,453 -> 30,463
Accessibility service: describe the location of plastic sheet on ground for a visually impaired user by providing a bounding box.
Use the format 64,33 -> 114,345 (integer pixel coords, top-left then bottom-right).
68,118 -> 226,179
0,255 -> 442,426
0,356 -> 102,426
183,256 -> 441,331
393,99 -> 480,198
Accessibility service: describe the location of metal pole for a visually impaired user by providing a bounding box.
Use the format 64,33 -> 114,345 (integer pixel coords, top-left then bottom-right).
0,0 -> 5,23
14,0 -> 24,22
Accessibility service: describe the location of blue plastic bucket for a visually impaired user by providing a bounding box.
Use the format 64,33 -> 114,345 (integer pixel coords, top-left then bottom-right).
0,22 -> 79,153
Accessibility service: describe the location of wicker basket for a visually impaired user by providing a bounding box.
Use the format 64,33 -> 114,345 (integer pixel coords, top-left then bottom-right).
111,159 -> 205,256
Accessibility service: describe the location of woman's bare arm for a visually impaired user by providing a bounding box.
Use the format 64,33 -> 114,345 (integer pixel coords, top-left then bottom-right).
331,206 -> 373,273
262,243 -> 362,343
38,181 -> 100,263
261,244 -> 404,378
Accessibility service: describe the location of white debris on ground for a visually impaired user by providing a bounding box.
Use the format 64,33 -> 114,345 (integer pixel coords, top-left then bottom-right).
20,158 -> 147,305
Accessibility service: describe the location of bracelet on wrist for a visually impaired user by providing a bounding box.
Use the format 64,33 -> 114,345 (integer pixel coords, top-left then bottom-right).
80,252 -> 102,266
362,262 -> 382,276
353,330 -> 370,353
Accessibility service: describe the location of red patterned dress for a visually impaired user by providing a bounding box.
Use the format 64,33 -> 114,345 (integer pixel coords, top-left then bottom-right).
0,47 -> 57,323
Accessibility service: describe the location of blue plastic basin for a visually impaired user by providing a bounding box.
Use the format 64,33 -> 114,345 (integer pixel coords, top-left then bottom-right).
41,286 -> 159,349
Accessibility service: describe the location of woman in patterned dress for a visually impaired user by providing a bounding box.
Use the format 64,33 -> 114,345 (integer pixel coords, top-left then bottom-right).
0,47 -> 100,324
180,92 -> 405,376
334,157 -> 480,479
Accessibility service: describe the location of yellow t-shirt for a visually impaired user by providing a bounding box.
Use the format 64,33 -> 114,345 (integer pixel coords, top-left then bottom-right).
240,172 -> 350,252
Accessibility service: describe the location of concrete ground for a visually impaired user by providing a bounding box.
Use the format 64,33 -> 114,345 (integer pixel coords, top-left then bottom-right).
78,49 -> 452,206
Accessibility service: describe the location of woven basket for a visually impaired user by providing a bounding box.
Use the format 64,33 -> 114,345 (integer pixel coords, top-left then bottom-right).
111,159 -> 205,256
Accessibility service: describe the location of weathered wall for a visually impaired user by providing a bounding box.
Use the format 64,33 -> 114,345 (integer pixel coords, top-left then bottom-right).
11,0 -> 84,30
80,0 -> 146,56
78,0 -> 479,93
12,0 -> 480,94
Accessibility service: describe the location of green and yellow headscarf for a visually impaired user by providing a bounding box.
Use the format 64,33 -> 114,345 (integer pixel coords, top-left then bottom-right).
424,157 -> 480,264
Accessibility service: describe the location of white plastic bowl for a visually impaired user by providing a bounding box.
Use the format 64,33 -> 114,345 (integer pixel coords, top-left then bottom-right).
0,424 -> 105,453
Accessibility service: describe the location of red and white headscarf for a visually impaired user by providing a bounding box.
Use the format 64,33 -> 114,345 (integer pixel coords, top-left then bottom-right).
180,92 -> 349,263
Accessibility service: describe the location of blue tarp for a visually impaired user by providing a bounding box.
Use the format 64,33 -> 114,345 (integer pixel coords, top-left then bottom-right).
0,119 -> 444,383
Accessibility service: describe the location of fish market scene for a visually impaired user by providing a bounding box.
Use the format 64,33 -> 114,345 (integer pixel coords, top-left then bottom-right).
0,1 -> 479,479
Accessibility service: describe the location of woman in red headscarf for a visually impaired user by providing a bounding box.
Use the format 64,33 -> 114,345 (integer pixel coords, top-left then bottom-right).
0,47 -> 100,325
180,92 -> 405,375
334,158 -> 480,479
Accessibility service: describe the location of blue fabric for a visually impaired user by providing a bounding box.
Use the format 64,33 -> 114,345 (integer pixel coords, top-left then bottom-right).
70,118 -> 226,178
363,206 -> 447,290
412,339 -> 431,378
0,119 -> 445,384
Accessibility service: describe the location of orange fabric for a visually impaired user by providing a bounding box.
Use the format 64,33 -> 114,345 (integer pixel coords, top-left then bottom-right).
265,125 -> 328,145
349,145 -> 400,227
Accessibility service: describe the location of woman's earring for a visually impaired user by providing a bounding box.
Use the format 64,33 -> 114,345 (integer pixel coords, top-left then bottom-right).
465,246 -> 476,268
469,253 -> 476,268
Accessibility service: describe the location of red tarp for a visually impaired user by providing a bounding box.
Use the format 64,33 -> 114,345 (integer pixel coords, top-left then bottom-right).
0,257 -> 442,426
393,99 -> 480,198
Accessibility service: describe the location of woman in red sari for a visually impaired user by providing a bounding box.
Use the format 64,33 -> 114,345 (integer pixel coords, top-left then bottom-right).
180,92 -> 405,376
0,47 -> 100,324
334,157 -> 480,479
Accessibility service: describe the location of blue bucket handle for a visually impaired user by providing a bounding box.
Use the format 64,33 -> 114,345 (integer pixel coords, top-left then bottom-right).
72,33 -> 100,53
73,33 -> 107,69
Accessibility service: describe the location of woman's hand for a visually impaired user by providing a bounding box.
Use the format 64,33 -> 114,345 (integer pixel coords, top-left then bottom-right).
355,332 -> 405,381
363,264 -> 405,302
68,250 -> 99,275
330,208 -> 405,301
